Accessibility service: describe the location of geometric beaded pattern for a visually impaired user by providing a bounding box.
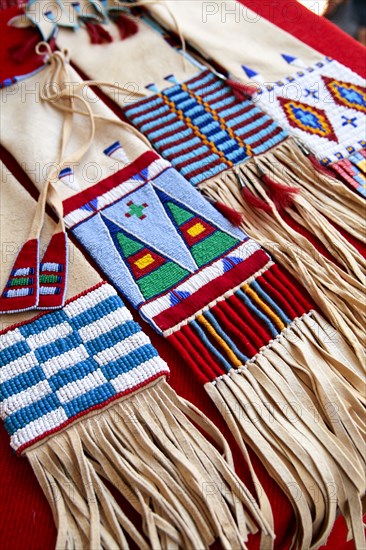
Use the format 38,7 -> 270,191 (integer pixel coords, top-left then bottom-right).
4,268 -> 35,298
0,232 -> 68,313
0,283 -> 169,452
122,70 -> 288,185
62,152 -> 268,333
39,267 -> 63,296
166,263 -> 314,385
37,231 -> 68,310
0,239 -> 39,313
331,149 -> 366,197
256,57 -> 366,165
187,269 -> 296,371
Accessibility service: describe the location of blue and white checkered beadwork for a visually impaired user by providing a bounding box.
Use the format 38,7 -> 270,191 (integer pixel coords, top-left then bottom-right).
0,283 -> 169,452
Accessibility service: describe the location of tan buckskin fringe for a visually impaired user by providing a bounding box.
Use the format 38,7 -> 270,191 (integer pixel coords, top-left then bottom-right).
199,146 -> 366,364
201,139 -> 365,273
205,312 -> 365,550
273,139 -> 366,243
26,378 -> 273,550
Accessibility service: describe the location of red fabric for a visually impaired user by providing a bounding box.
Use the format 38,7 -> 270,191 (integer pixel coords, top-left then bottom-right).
0,7 -> 43,85
0,1 -> 364,548
238,0 -> 366,78
0,143 -> 361,550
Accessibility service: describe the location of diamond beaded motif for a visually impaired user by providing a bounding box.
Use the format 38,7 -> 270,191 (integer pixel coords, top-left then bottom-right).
0,284 -> 168,452
277,97 -> 338,142
257,57 -> 366,164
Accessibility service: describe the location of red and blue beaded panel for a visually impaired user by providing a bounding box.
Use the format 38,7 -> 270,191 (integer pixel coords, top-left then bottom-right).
121,61 -> 366,196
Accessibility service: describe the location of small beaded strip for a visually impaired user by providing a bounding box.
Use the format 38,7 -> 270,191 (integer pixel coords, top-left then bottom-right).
0,283 -> 169,453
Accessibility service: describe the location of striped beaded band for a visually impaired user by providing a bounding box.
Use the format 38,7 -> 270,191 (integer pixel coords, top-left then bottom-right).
123,70 -> 287,186
0,282 -> 169,453
166,263 -> 315,385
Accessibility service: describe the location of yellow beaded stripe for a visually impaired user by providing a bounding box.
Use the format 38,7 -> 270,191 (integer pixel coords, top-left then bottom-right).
159,93 -> 234,169
197,314 -> 242,368
181,83 -> 253,157
242,283 -> 285,331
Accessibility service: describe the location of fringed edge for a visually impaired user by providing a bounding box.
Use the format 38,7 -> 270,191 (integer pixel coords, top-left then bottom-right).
25,378 -> 273,550
266,138 -> 366,242
198,155 -> 366,363
201,138 -> 366,280
205,310 -> 365,549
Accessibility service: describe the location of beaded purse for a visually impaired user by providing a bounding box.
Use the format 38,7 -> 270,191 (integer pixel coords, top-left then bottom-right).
23,0 -> 364,363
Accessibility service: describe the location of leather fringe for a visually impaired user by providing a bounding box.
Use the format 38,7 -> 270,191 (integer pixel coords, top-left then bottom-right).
199,139 -> 366,363
26,378 -> 273,550
205,311 -> 365,550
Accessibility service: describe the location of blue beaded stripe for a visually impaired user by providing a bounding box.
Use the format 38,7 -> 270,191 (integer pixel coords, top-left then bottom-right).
100,343 -> 159,381
190,165 -> 228,185
84,320 -> 145,357
163,82 -> 248,165
236,289 -> 279,339
203,311 -> 248,364
11,268 -> 34,277
18,309 -> 67,338
0,338 -> 30,365
48,357 -> 100,392
103,141 -> 122,156
63,383 -> 116,418
59,168 -> 73,178
3,288 -> 34,299
5,392 -> 61,435
251,130 -> 288,156
40,263 -> 63,273
0,284 -> 169,450
190,319 -> 232,372
250,281 -> 291,325
70,294 -> 124,331
154,127 -> 192,147
34,331 -> 82,365
2,365 -> 45,401
125,96 -> 164,116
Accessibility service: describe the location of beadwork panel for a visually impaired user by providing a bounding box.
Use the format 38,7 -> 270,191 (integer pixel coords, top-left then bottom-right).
256,57 -> 366,165
0,283 -> 168,452
63,152 -> 269,332
123,70 -> 288,185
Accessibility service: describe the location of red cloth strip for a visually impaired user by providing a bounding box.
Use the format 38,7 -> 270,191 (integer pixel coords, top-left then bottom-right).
228,293 -> 274,344
213,301 -> 259,357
